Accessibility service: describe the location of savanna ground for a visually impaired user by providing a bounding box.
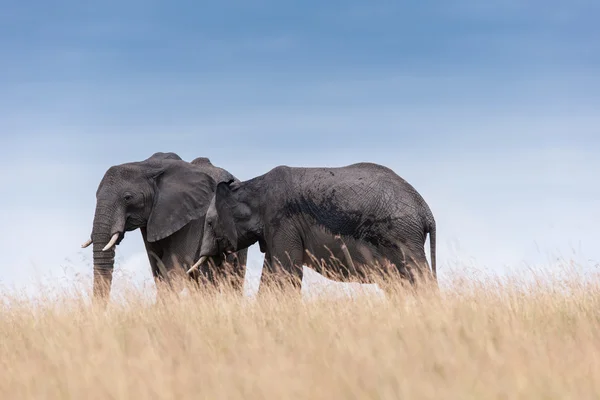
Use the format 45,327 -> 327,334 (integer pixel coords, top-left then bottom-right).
1,261 -> 599,399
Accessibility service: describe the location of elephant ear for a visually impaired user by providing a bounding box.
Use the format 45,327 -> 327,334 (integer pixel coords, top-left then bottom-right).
146,162 -> 216,242
215,180 -> 239,248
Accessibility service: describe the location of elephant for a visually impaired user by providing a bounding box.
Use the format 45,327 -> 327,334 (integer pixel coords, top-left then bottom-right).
187,162 -> 436,297
81,152 -> 248,305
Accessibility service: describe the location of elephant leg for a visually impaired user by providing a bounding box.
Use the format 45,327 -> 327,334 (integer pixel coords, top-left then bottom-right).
401,243 -> 435,288
164,252 -> 200,296
235,248 -> 249,293
146,250 -> 174,304
363,243 -> 417,299
257,251 -> 274,297
149,248 -> 194,301
221,251 -> 247,294
141,228 -> 173,304
258,238 -> 304,296
258,235 -> 304,297
381,244 -> 434,299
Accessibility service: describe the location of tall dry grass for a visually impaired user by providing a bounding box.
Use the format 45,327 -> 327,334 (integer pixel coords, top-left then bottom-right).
1,265 -> 599,399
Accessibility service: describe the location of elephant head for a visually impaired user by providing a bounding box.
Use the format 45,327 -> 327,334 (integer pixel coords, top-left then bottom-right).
82,152 -> 216,304
188,180 -> 261,274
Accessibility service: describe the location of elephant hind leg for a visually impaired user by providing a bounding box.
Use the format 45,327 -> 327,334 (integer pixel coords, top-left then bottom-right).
370,250 -> 413,298
258,240 -> 304,298
374,243 -> 434,298
400,245 -> 437,291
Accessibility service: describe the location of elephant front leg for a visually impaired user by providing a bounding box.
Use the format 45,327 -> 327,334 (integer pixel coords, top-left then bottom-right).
257,241 -> 304,298
152,250 -> 197,302
221,251 -> 247,295
148,253 -> 175,304
140,228 -> 173,304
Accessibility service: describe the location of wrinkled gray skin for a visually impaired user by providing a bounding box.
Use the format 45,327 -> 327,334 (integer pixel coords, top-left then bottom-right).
198,162 -> 436,295
85,152 -> 247,305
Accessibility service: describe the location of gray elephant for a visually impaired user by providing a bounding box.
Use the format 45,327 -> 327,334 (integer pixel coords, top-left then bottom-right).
188,162 -> 436,296
81,152 -> 248,305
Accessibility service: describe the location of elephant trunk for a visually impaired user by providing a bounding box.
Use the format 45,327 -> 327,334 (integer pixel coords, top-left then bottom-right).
92,231 -> 116,304
199,230 -> 219,259
188,230 -> 220,275
90,204 -> 125,306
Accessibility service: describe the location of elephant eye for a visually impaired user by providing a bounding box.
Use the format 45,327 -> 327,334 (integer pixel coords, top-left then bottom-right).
123,193 -> 133,202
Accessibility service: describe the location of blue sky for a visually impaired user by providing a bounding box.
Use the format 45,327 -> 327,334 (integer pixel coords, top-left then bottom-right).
1,1 -> 599,300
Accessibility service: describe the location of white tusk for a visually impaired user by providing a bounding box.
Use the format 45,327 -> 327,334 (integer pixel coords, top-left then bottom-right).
81,238 -> 93,248
102,233 -> 119,251
187,256 -> 208,275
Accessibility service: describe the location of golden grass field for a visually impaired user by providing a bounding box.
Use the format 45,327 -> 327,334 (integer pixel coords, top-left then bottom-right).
1,264 -> 599,399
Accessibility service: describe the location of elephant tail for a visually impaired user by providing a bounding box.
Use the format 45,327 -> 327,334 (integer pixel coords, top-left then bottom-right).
428,221 -> 437,282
